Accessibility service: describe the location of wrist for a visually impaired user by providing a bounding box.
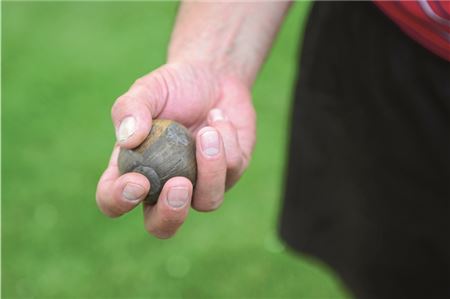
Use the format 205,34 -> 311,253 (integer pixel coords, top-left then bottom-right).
166,57 -> 252,92
167,2 -> 292,89
165,58 -> 252,96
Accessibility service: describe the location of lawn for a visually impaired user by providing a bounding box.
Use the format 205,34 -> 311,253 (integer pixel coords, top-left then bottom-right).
2,1 -> 351,298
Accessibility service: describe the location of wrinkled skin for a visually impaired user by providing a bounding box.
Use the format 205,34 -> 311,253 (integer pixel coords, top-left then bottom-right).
96,62 -> 256,238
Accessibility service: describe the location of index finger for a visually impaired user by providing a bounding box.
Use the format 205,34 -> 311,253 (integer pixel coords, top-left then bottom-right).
111,70 -> 169,149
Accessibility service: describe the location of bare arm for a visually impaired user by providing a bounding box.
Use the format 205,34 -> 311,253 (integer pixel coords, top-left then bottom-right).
169,1 -> 292,87
96,1 -> 292,238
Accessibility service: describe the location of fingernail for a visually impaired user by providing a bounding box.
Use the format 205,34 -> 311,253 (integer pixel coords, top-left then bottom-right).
210,109 -> 225,122
167,187 -> 189,208
118,116 -> 136,142
200,130 -> 220,156
123,183 -> 146,202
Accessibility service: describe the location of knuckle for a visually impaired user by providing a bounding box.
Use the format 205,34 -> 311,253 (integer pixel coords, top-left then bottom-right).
226,155 -> 243,173
145,209 -> 186,238
135,72 -> 167,98
132,78 -> 152,96
96,194 -> 129,218
113,94 -> 128,106
96,194 -> 115,217
193,194 -> 223,212
146,225 -> 175,239
133,77 -> 146,87
99,204 -> 123,218
111,96 -> 127,118
110,101 -> 120,118
108,201 -> 128,218
145,223 -> 158,236
160,213 -> 185,228
201,163 -> 227,178
104,210 -> 122,218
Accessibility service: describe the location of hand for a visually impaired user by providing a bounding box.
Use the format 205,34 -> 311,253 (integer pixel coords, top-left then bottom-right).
96,62 -> 256,238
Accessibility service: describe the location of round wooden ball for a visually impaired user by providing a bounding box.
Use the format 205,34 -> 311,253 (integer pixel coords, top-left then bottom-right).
118,119 -> 197,205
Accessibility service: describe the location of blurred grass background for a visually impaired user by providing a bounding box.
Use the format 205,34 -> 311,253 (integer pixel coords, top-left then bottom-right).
2,1 -> 351,298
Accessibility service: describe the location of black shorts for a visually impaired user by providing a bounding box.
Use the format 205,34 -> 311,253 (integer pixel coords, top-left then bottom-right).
279,2 -> 450,299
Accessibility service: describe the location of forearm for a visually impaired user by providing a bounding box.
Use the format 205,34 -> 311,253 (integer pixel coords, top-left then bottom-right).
168,1 -> 292,87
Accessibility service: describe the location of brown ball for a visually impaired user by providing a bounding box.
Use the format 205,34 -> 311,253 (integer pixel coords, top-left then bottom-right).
118,119 -> 197,204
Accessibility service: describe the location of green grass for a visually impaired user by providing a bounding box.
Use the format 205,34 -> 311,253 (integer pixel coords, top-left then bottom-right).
2,2 -> 351,298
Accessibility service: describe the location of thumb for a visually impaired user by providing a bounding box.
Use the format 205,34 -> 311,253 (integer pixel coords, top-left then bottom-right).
111,70 -> 168,149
